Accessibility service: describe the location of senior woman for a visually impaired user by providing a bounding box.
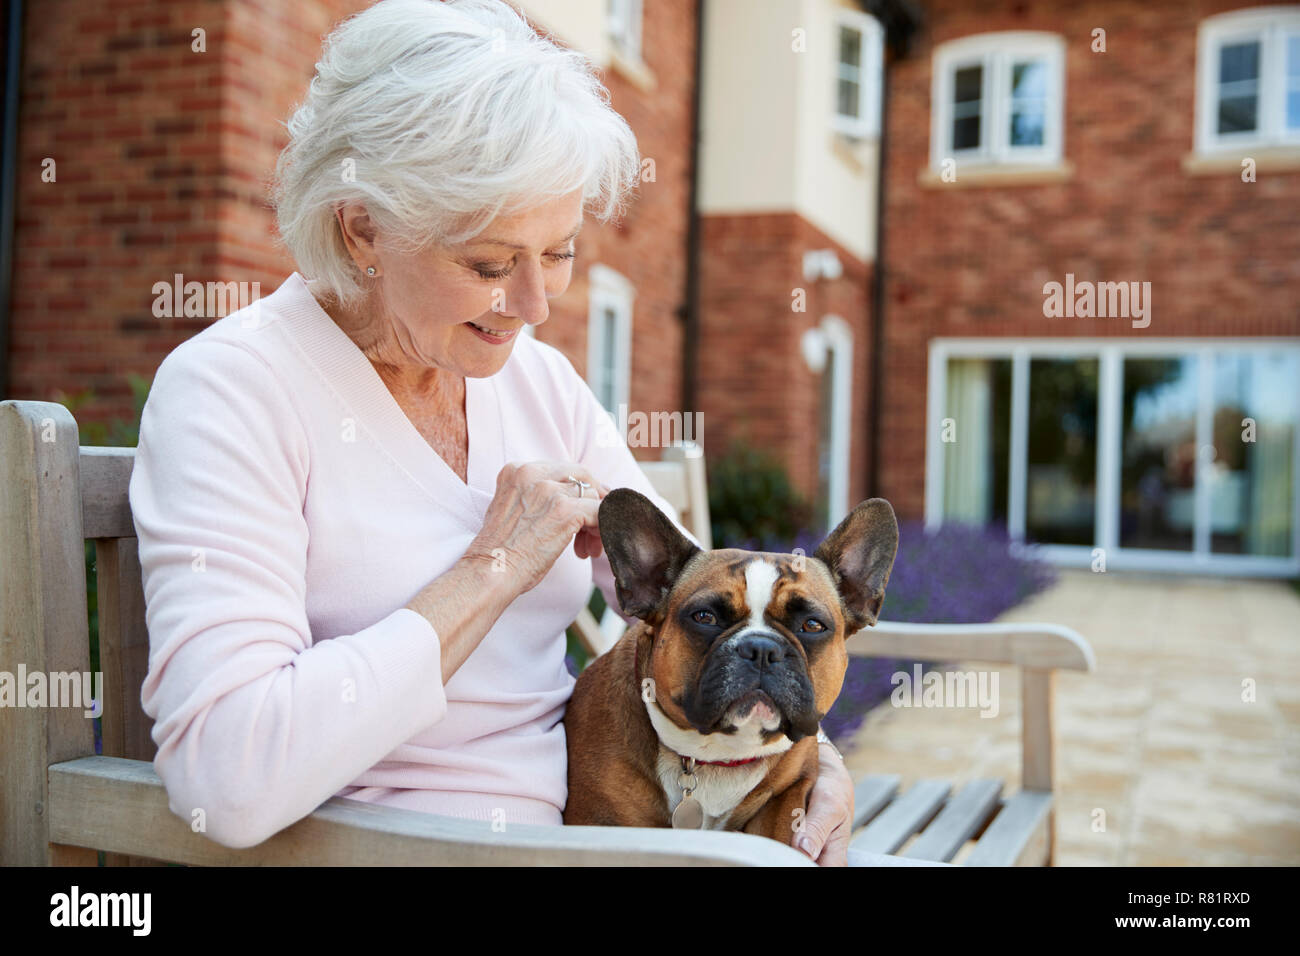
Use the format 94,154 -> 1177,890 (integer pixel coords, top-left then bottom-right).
129,0 -> 854,864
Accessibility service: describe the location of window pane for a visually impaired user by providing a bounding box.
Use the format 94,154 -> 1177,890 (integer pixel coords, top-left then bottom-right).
1210,352 -> 1298,556
1026,359 -> 1098,546
1012,59 -> 1048,98
954,64 -> 982,102
816,354 -> 836,534
1219,40 -> 1259,83
839,26 -> 861,69
1120,358 -> 1198,551
838,78 -> 860,118
943,358 -> 1011,526
599,308 -> 618,410
1010,60 -> 1046,146
952,65 -> 982,150
1288,34 -> 1300,130
1217,41 -> 1260,134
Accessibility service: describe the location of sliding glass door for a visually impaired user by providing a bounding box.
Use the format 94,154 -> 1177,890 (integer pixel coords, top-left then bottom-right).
928,340 -> 1300,575
1119,356 -> 1197,552
1027,357 -> 1098,546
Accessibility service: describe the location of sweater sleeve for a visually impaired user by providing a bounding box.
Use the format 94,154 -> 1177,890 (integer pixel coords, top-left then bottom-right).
560,353 -> 704,623
130,337 -> 448,849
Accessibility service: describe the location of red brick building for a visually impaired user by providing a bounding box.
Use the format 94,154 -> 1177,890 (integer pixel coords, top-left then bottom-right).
3,0 -> 1298,575
1,0 -> 693,433
877,0 -> 1300,576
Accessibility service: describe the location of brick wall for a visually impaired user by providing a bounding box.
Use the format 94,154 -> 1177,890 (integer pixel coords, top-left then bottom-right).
697,211 -> 873,515
878,0 -> 1300,520
6,0 -> 697,444
532,0 -> 697,460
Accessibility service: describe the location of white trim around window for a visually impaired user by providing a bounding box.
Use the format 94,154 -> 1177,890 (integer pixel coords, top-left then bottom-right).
822,315 -> 854,529
929,31 -> 1066,170
1194,6 -> 1300,154
925,337 -> 1300,578
586,264 -> 634,417
606,0 -> 643,63
832,8 -> 883,140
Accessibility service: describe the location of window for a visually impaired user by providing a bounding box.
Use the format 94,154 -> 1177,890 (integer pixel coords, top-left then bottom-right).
606,0 -> 642,62
833,9 -> 883,139
805,315 -> 853,531
926,340 -> 1300,576
1195,6 -> 1300,152
930,32 -> 1065,169
586,264 -> 633,417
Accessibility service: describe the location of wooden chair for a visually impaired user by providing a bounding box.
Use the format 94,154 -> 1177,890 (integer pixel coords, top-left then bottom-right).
0,400 -> 1094,867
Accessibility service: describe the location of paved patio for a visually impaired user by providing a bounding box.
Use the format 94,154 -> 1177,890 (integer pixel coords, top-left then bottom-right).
842,569 -> 1300,865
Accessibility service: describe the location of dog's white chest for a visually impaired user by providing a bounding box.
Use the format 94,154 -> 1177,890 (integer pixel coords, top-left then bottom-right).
643,695 -> 793,830
656,752 -> 770,830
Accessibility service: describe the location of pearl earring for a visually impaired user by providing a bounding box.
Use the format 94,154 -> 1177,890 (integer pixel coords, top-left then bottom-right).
366,266 -> 377,276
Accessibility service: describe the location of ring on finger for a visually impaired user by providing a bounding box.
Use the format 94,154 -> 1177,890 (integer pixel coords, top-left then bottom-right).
566,475 -> 592,498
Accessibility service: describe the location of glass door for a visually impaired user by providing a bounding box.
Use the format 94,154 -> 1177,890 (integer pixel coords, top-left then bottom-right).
932,341 -> 1300,573
1118,356 -> 1199,552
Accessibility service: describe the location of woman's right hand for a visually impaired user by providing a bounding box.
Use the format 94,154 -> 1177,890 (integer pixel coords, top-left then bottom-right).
462,461 -> 611,597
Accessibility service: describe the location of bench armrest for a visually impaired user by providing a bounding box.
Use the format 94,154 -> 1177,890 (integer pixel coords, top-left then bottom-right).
847,620 -> 1095,672
47,757 -> 814,867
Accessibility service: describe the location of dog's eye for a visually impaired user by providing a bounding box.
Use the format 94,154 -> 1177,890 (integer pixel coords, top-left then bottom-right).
691,610 -> 718,626
800,618 -> 827,634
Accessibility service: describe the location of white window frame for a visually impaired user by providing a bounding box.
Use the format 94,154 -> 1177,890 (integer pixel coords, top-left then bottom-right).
586,264 -> 634,418
1194,6 -> 1300,154
820,315 -> 854,529
606,0 -> 642,63
924,337 -> 1300,578
929,31 -> 1065,170
832,8 -> 883,140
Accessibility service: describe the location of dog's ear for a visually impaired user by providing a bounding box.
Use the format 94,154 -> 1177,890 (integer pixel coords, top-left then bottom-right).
813,498 -> 899,631
599,488 -> 702,621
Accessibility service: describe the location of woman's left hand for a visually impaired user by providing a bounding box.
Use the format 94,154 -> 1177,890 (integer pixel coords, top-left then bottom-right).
796,741 -> 854,866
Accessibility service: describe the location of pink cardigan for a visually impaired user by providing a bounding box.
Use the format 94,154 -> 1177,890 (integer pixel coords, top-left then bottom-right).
130,271 -> 695,848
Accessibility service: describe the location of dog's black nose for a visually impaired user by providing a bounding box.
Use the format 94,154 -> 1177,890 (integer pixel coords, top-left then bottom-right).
735,634 -> 785,668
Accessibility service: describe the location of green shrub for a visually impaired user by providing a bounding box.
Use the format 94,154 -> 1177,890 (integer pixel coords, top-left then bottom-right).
707,437 -> 815,549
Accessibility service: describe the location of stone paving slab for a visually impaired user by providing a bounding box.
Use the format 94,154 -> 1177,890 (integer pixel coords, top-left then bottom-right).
842,569 -> 1300,866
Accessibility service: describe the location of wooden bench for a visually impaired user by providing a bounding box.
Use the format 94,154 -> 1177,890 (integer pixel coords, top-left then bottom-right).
0,399 -> 1094,866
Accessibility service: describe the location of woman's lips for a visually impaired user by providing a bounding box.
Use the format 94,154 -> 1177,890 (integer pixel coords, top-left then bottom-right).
464,320 -> 518,344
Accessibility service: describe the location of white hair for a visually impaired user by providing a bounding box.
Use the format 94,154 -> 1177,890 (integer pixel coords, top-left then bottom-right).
272,0 -> 641,306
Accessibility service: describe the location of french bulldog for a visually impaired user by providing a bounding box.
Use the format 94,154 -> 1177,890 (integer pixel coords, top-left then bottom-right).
564,488 -> 898,847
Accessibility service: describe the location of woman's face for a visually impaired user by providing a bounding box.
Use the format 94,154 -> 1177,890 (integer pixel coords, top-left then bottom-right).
346,188 -> 584,379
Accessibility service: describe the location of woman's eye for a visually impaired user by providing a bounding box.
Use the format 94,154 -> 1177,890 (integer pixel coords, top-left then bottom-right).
547,249 -> 576,264
474,263 -> 512,280
800,618 -> 827,634
691,610 -> 717,626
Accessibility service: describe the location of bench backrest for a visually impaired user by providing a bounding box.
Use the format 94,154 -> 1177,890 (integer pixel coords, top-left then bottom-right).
0,397 -> 711,784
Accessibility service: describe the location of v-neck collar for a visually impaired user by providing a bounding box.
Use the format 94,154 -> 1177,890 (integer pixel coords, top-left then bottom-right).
272,272 -> 504,526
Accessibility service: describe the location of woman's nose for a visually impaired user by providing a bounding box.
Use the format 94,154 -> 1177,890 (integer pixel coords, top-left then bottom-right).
501,259 -> 550,327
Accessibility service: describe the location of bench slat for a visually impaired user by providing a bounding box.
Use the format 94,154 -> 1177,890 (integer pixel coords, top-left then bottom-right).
904,778 -> 1004,862
963,790 -> 1053,867
851,773 -> 900,830
849,779 -> 950,854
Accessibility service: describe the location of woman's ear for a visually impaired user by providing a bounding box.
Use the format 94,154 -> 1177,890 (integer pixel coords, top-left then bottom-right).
335,202 -> 379,271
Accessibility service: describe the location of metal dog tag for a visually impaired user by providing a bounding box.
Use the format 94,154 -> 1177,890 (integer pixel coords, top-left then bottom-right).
672,794 -> 705,829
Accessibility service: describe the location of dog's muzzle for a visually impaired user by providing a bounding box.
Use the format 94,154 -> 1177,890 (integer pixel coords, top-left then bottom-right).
682,629 -> 820,741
